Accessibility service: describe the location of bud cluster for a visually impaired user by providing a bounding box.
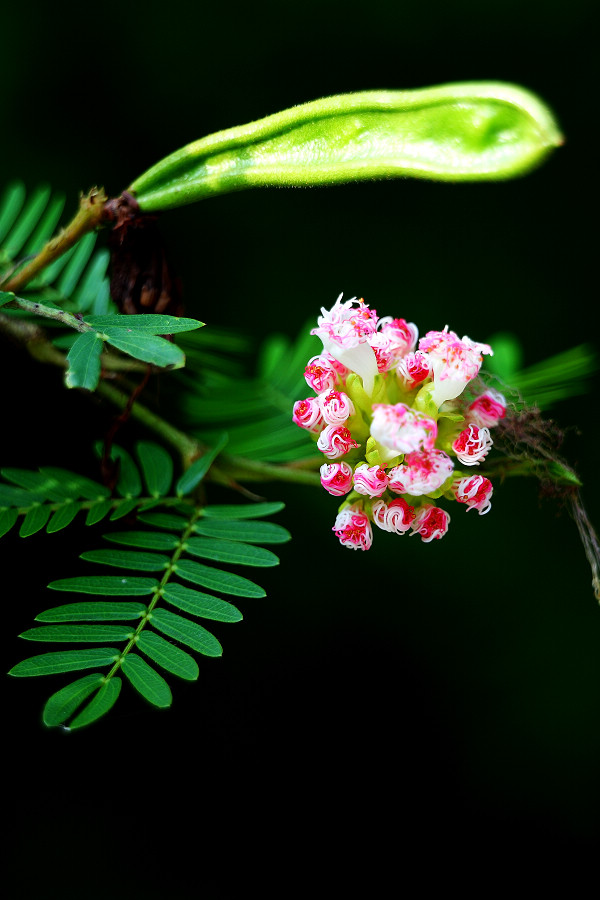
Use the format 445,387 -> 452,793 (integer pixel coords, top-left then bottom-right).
292,295 -> 506,550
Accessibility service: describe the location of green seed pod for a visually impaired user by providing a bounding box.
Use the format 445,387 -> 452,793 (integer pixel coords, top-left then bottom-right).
129,82 -> 562,212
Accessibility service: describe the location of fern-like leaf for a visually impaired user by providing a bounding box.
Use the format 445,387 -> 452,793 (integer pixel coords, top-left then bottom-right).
7,440 -> 290,728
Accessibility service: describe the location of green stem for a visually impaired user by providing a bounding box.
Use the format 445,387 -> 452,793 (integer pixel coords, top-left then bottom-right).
8,296 -> 92,331
0,188 -> 109,293
102,505 -> 202,682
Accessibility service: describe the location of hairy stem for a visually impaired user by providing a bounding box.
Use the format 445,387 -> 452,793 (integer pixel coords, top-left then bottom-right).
0,188 -> 109,293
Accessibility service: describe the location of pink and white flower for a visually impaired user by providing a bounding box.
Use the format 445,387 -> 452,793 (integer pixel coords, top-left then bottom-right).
370,403 -> 437,461
410,504 -> 451,542
292,397 -> 324,433
317,425 -> 361,459
352,463 -> 390,498
419,327 -> 493,407
396,351 -> 432,390
368,317 -> 418,373
387,449 -> 454,496
453,475 -> 493,515
304,355 -> 339,394
466,389 -> 507,429
452,424 -> 493,466
332,503 -> 373,550
372,497 -> 415,534
318,390 -> 355,427
311,295 -> 379,395
320,462 -> 354,496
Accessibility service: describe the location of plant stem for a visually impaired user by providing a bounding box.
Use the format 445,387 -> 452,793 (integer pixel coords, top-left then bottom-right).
1,188 -> 109,293
8,296 -> 92,331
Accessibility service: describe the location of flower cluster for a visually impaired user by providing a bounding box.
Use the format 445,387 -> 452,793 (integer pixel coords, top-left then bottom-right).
293,294 -> 506,550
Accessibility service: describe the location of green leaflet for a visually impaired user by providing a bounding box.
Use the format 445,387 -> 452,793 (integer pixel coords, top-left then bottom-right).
100,329 -> 186,369
79,548 -> 170,572
162,584 -> 242,622
98,443 -> 142,498
150,608 -> 222,657
0,290 -> 15,307
109,498 -> 140,520
48,575 -> 159,595
193,518 -> 291,544
36,601 -> 147,622
121,654 -> 172,708
84,314 -> 203,334
85,499 -> 113,525
19,504 -> 51,537
0,508 -> 18,538
43,674 -> 105,727
129,83 -> 562,211
69,677 -> 122,729
46,502 -> 82,534
137,511 -> 189,531
105,530 -> 179,551
65,332 -> 103,391
174,558 -> 266,598
175,433 -> 229,497
9,648 -> 119,677
185,536 -> 279,567
137,631 -> 199,680
20,623 -> 135,642
136,441 -> 173,497
202,502 -> 285,519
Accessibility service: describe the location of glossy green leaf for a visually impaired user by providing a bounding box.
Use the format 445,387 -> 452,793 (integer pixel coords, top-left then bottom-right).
137,511 -> 189,531
130,83 -> 562,211
46,502 -> 82,533
79,548 -> 170,571
174,559 -> 266,598
109,498 -> 140,520
3,184 -> 51,256
19,504 -> 51,537
101,329 -> 185,368
175,433 -> 229,497
162,583 -> 242,622
136,441 -> 173,497
150,608 -> 222,657
137,631 -> 199,680
0,181 -> 26,243
121,653 -> 172,707
0,483 -> 41,506
9,648 -> 119,677
99,444 -> 141,499
2,468 -> 76,501
20,623 -> 135,642
85,499 -> 114,526
65,332 -> 103,391
84,314 -> 203,334
43,674 -> 105,727
193,518 -> 291,544
0,508 -> 18,538
105,530 -> 179,551
36,602 -> 147,622
48,575 -> 158,595
69,677 -> 122,729
185,536 -> 278,567
39,470 -> 109,499
202,502 -> 285,519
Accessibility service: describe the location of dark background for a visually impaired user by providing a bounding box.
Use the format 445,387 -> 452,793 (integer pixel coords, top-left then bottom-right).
3,0 -> 599,893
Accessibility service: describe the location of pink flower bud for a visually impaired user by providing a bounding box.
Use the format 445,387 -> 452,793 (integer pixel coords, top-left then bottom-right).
332,503 -> 373,550
396,351 -> 432,390
419,327 -> 493,406
467,389 -> 507,429
371,403 -> 437,457
320,462 -> 354,496
317,425 -> 361,459
452,424 -> 493,466
453,475 -> 493,514
410,504 -> 451,542
372,497 -> 416,534
304,355 -> 339,393
318,389 -> 356,427
368,318 -> 419,373
388,449 -> 454,496
292,397 -> 324,433
352,463 -> 390,498
311,295 -> 379,395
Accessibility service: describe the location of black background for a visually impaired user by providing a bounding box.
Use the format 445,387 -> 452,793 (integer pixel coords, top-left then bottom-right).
3,0 -> 599,894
